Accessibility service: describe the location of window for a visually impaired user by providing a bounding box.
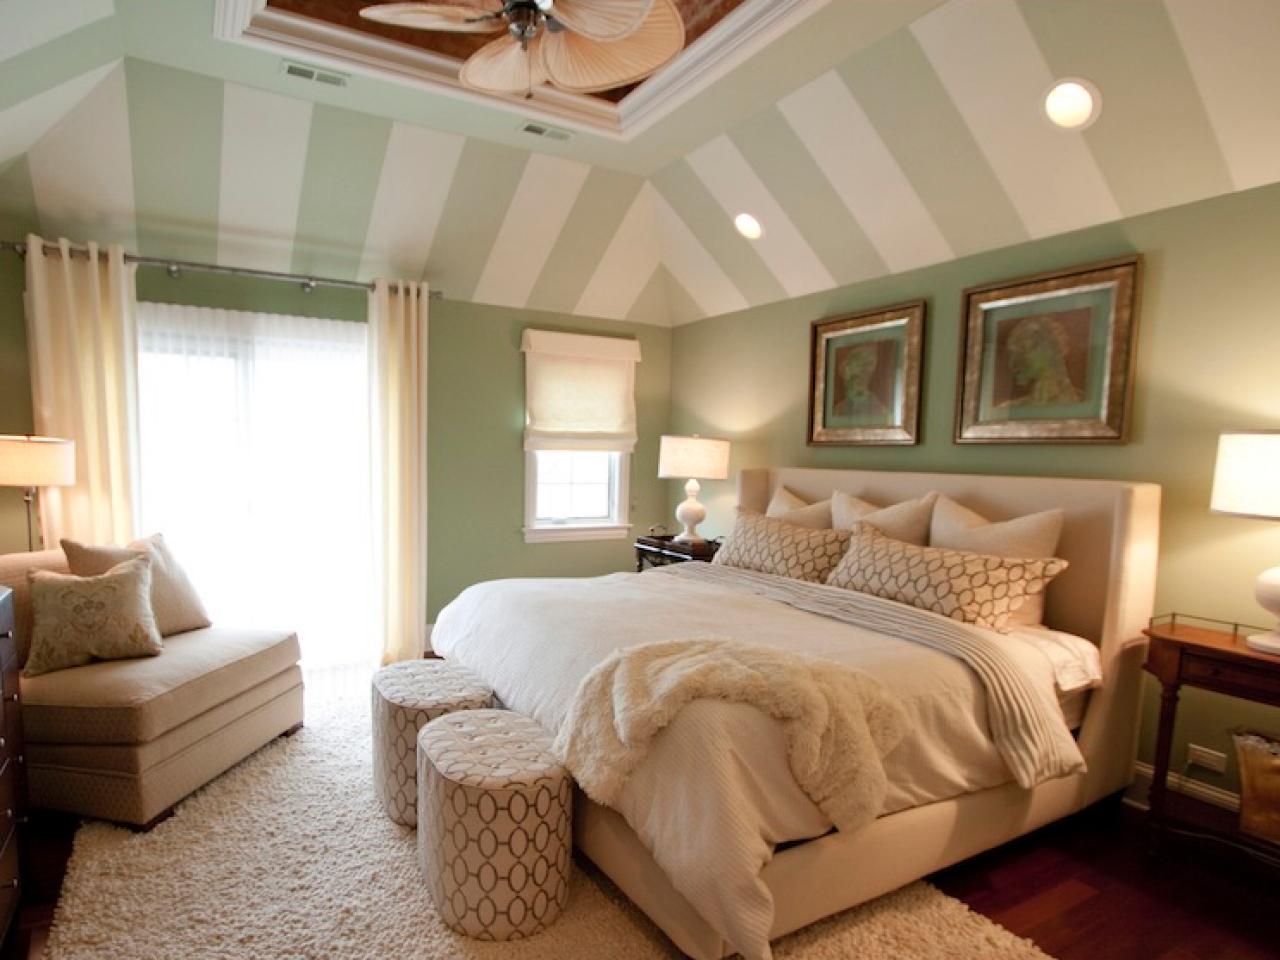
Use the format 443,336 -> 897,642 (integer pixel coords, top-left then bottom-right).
521,329 -> 640,543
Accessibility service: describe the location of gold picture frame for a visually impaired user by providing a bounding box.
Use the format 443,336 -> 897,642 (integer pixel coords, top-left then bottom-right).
955,255 -> 1143,444
809,301 -> 926,446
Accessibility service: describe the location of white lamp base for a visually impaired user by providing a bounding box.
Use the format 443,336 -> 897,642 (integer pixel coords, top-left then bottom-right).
673,478 -> 706,543
1250,566 -> 1280,655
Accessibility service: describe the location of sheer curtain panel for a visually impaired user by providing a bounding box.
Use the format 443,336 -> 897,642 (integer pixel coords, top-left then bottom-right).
24,235 -> 141,547
136,302 -> 377,692
368,280 -> 429,665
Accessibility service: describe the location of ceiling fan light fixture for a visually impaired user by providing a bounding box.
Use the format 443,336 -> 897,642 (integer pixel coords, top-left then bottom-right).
734,213 -> 763,240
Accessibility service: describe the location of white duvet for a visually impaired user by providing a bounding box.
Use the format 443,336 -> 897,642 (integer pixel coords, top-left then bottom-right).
431,565 -> 1083,959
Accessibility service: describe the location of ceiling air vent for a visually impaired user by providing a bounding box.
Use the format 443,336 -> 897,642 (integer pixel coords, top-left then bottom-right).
280,60 -> 349,89
521,121 -> 571,142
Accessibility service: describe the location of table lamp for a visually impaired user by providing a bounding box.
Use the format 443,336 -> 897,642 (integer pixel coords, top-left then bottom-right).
0,435 -> 76,551
658,434 -> 730,543
1210,431 -> 1280,654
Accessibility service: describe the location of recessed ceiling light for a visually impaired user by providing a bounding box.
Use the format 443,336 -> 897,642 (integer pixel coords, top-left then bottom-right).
734,213 -> 763,240
1044,78 -> 1101,130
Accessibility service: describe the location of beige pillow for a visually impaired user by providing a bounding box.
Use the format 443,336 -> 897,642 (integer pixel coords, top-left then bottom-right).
832,490 -> 938,546
713,510 -> 852,583
825,523 -> 1068,633
766,487 -> 833,530
63,534 -> 211,637
929,496 -> 1065,626
25,556 -> 163,677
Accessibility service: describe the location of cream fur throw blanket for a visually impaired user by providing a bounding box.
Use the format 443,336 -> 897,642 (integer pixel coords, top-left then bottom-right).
554,638 -> 909,832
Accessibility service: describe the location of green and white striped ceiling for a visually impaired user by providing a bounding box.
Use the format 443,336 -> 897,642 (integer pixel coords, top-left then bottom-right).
2,0 -> 1278,326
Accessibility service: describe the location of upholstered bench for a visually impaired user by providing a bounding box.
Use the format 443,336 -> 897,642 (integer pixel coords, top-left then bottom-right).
417,709 -> 572,941
371,660 -> 493,826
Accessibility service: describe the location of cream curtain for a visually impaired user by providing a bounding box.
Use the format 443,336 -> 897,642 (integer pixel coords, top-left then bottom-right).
24,235 -> 140,548
369,280 -> 429,664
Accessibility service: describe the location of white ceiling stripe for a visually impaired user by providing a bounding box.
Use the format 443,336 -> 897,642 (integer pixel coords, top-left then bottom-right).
0,60 -> 115,165
0,0 -> 115,64
575,185 -> 662,321
358,121 -> 464,282
650,184 -> 748,319
686,134 -> 834,298
1165,0 -> 1280,191
217,83 -> 313,273
27,63 -> 136,250
471,152 -> 591,309
911,0 -> 1119,238
778,71 -> 951,273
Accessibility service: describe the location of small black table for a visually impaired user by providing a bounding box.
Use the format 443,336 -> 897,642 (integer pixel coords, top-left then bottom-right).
634,535 -> 720,571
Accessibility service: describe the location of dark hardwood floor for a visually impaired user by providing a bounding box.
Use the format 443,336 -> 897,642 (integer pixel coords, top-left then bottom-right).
4,800 -> 1275,959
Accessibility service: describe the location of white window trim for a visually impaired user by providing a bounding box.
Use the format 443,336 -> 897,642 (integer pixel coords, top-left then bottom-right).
523,450 -> 632,544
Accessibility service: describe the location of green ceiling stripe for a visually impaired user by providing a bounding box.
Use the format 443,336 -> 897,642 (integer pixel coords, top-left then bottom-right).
426,138 -> 529,301
730,107 -> 889,288
1018,0 -> 1232,216
291,104 -> 392,280
0,15 -> 120,113
622,261 -> 670,327
837,32 -> 1028,257
125,59 -> 223,262
525,167 -> 644,315
654,264 -> 705,328
651,160 -> 785,307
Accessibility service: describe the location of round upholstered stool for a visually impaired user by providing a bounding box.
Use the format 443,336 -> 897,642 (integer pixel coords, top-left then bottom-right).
417,709 -> 572,941
371,660 -> 493,826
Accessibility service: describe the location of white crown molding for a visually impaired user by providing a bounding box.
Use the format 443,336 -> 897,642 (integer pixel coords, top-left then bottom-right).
211,0 -> 830,141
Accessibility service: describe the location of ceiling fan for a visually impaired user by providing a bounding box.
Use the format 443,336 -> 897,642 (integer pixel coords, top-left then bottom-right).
359,0 -> 685,97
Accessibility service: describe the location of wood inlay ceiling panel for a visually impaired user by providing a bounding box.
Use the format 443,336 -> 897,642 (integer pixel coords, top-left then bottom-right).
265,0 -> 748,100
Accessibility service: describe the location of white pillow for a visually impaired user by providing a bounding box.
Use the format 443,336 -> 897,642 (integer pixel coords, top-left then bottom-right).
766,487 -> 833,530
832,490 -> 937,546
929,496 -> 1065,626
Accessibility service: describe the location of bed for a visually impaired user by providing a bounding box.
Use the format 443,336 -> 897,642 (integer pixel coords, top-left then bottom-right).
433,467 -> 1161,959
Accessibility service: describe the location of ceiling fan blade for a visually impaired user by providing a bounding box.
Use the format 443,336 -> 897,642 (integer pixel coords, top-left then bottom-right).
359,3 -> 504,33
547,0 -> 655,41
541,0 -> 683,93
460,33 -> 550,96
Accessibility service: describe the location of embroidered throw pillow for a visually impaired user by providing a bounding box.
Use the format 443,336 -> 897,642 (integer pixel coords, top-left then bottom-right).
62,533 -> 211,637
765,487 -> 833,530
928,496 -> 1066,627
825,523 -> 1069,633
25,556 -> 164,677
831,490 -> 938,545
713,510 -> 852,583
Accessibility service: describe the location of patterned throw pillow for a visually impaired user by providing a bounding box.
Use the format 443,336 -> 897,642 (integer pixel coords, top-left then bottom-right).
825,523 -> 1068,633
25,556 -> 164,677
712,510 -> 852,582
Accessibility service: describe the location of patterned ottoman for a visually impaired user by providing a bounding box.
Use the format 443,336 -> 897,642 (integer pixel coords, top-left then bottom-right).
417,709 -> 573,941
372,660 -> 493,826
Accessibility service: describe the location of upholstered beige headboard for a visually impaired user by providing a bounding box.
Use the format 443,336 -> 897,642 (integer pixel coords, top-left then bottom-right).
739,468 -> 1161,651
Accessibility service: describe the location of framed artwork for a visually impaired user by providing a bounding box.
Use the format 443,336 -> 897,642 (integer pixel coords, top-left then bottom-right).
809,301 -> 925,446
955,255 -> 1142,444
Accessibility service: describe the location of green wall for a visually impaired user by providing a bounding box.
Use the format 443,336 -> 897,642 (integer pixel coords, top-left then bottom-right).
668,180 -> 1280,793
1,266 -> 672,621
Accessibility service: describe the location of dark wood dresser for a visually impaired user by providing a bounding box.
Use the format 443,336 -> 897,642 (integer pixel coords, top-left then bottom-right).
0,587 -> 23,941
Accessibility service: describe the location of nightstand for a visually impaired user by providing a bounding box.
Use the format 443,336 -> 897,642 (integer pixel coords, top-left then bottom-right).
1143,613 -> 1280,867
0,588 -> 23,941
634,535 -> 720,572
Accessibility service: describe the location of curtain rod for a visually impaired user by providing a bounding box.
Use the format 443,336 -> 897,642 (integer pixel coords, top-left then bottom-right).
0,239 -> 442,298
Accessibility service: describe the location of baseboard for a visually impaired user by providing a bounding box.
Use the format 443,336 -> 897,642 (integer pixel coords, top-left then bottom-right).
1123,761 -> 1241,812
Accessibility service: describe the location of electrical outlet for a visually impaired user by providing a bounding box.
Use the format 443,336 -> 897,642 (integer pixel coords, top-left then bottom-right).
1187,744 -> 1228,773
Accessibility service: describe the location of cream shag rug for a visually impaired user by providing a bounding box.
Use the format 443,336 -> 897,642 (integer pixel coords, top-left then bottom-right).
47,695 -> 1053,960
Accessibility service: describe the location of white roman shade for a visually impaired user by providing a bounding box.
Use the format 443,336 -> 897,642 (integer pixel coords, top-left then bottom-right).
522,329 -> 641,452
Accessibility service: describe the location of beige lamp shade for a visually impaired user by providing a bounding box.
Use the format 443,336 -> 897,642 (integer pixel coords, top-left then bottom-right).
658,435 -> 730,481
0,435 -> 76,488
1210,432 -> 1280,520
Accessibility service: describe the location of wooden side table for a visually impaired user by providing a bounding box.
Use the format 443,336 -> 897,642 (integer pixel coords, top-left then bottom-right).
1143,613 -> 1280,866
0,588 -> 24,942
634,535 -> 720,571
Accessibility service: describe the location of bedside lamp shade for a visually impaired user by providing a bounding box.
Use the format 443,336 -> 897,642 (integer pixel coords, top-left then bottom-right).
1210,431 -> 1280,655
658,435 -> 730,482
0,435 -> 76,552
658,435 -> 730,544
1211,432 -> 1280,520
